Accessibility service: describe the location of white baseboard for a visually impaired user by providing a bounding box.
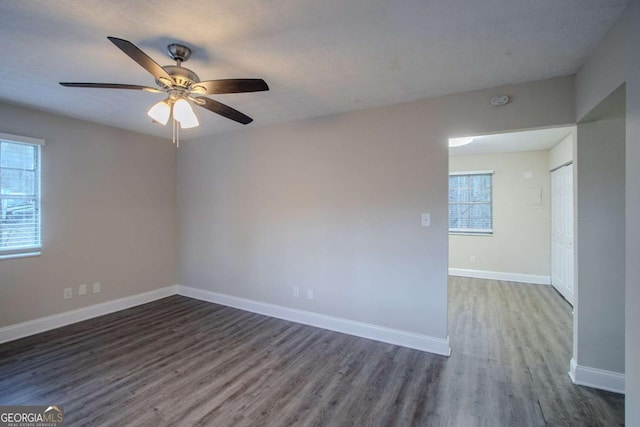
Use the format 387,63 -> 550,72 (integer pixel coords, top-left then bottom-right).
449,268 -> 551,285
569,358 -> 625,394
0,286 -> 177,344
0,283 -> 451,357
176,285 -> 451,356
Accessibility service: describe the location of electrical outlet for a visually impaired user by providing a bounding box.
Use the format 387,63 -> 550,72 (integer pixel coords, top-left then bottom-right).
470,255 -> 476,262
78,284 -> 87,296
293,286 -> 300,298
92,282 -> 101,294
64,288 -> 72,300
307,288 -> 314,300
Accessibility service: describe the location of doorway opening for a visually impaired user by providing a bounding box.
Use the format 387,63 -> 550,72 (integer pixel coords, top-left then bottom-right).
446,125 -> 576,371
448,126 -> 575,299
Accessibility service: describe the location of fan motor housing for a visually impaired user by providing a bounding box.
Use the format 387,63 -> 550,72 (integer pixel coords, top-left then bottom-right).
159,65 -> 200,89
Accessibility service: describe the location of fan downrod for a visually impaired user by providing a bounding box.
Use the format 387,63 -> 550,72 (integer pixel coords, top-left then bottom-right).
167,43 -> 192,63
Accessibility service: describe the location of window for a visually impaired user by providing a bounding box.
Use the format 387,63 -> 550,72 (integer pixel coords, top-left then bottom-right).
0,133 -> 44,259
449,171 -> 493,234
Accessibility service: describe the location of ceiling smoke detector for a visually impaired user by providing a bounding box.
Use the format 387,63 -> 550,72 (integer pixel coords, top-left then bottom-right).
490,95 -> 510,106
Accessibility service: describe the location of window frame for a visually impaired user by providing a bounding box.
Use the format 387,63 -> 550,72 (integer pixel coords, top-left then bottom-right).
448,170 -> 494,236
0,132 -> 45,260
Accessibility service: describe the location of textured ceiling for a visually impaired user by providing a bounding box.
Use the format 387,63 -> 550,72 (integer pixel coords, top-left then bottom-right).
0,0 -> 630,140
449,126 -> 575,156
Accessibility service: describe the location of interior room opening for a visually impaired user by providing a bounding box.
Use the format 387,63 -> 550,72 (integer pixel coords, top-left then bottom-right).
447,125 -> 576,370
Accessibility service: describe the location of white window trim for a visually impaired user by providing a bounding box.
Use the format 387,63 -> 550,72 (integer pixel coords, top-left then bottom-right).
449,228 -> 494,235
0,250 -> 41,260
0,132 -> 45,260
449,170 -> 494,176
0,132 -> 45,146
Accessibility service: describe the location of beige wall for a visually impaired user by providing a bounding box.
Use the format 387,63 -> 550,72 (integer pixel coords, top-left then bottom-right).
0,102 -> 177,328
449,151 -> 551,277
575,87 -> 626,375
626,1 -> 640,416
574,3 -> 639,416
549,132 -> 574,171
178,76 -> 574,341
575,10 -> 627,122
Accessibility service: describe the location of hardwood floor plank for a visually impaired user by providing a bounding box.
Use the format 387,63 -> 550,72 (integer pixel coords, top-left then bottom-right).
0,278 -> 624,425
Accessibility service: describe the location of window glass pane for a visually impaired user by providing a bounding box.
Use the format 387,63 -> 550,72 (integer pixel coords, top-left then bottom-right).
461,210 -> 472,229
470,175 -> 490,202
0,140 -> 41,254
458,176 -> 470,202
0,143 -> 35,170
1,169 -> 36,195
470,204 -> 492,229
0,197 -> 39,247
448,185 -> 458,203
449,173 -> 492,233
448,204 -> 459,228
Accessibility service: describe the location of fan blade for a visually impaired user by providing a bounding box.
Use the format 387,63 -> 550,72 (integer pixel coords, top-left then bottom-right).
107,37 -> 174,86
190,79 -> 269,95
59,82 -> 162,93
194,97 -> 253,125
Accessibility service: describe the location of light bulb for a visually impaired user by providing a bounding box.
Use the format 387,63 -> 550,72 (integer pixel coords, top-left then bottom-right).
147,100 -> 171,125
173,98 -> 199,129
448,136 -> 474,147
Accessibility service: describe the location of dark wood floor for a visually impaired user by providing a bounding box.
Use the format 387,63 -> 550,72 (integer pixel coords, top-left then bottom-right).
0,277 -> 624,426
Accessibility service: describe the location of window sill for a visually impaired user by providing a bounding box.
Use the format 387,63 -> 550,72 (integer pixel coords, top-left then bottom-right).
0,251 -> 42,261
449,232 -> 493,237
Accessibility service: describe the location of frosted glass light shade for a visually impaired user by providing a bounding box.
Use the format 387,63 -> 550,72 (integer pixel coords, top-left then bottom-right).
173,99 -> 199,129
147,100 -> 171,125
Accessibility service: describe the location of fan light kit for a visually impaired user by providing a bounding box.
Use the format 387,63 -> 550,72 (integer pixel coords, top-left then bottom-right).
60,37 -> 269,146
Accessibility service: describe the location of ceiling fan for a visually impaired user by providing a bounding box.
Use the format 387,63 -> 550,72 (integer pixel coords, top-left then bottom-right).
60,36 -> 269,141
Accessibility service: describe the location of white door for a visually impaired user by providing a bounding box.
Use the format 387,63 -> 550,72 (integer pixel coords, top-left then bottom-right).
551,164 -> 574,305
